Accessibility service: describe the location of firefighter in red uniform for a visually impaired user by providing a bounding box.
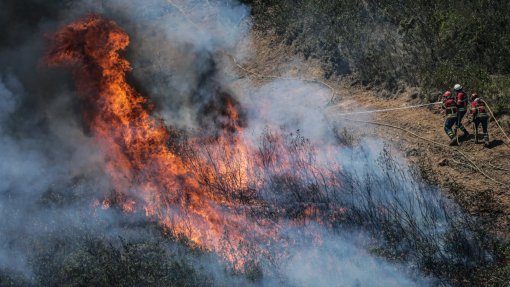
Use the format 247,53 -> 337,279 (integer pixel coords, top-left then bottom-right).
442,91 -> 460,145
469,93 -> 490,147
453,84 -> 469,139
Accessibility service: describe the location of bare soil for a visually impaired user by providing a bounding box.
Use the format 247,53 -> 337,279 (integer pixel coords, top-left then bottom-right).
347,92 -> 510,238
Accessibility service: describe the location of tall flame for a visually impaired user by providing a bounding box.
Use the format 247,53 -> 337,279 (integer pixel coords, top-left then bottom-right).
46,15 -> 278,266
46,14 -> 347,270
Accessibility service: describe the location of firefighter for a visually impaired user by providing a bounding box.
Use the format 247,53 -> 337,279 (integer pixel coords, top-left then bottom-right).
442,91 -> 460,146
453,84 -> 470,138
469,93 -> 490,147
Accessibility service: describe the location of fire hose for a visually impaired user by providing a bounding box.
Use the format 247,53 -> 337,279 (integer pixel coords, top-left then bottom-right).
488,154 -> 510,172
230,56 -> 510,187
485,102 -> 510,147
329,102 -> 441,116
168,0 -> 510,150
338,118 -> 509,187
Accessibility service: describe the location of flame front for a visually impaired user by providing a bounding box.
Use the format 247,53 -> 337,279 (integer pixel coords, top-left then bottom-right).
46,15 -> 281,266
46,15 -> 342,268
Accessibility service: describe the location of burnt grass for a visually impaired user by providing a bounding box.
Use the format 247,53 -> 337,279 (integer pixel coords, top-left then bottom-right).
242,1 -> 510,284
0,185 -> 227,287
181,129 -> 493,285
0,127 -> 497,286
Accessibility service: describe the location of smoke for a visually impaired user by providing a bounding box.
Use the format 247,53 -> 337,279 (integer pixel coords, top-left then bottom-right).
282,230 -> 428,286
0,0 -> 254,283
66,0 -> 253,131
233,78 -> 333,144
0,0 -> 488,286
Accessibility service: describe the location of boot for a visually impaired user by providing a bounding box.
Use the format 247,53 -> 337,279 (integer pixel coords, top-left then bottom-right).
449,137 -> 458,146
461,130 -> 470,139
483,135 -> 489,147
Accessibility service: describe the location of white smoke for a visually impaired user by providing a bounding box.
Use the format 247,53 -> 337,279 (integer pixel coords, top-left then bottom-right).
235,79 -> 334,144
282,230 -> 429,286
65,0 -> 252,131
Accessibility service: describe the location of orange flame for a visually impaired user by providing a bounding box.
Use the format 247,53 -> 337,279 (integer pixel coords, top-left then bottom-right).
46,15 -> 343,269
46,15 -> 279,267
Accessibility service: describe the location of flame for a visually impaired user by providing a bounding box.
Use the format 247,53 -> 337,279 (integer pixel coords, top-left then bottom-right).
46,15 -> 278,266
46,15 -> 342,268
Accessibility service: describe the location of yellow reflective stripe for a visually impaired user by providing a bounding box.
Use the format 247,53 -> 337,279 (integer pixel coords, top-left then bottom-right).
446,106 -> 457,117
475,107 -> 488,118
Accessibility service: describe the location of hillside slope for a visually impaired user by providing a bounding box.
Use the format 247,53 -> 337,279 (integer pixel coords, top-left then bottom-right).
234,30 -> 510,285
237,30 -> 510,236
245,0 -> 510,118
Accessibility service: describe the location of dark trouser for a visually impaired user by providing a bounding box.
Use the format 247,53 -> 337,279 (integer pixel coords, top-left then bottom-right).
473,117 -> 489,142
444,117 -> 457,139
457,110 -> 468,133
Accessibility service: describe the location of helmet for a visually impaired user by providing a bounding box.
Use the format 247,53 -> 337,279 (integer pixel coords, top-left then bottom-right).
454,84 -> 462,91
443,91 -> 452,98
471,93 -> 479,100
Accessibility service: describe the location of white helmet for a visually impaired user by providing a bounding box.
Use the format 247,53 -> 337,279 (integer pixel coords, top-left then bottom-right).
454,84 -> 462,91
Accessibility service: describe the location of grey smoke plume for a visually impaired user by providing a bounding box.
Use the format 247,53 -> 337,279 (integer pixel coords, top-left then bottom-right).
282,230 -> 427,286
0,0 -> 487,286
0,0 -> 250,283
71,0 -> 252,131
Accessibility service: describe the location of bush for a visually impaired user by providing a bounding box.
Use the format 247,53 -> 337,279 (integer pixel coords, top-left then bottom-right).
246,0 -> 510,115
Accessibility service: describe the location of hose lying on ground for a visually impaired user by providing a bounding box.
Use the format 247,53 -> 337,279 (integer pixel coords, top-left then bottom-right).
230,55 -> 510,187
339,118 -> 509,187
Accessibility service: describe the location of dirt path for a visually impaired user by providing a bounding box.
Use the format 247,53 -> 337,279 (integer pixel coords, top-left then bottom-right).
338,92 -> 510,237
233,31 -> 510,239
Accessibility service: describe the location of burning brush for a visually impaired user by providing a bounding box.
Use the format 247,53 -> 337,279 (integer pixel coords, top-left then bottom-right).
45,14 -> 285,268
44,14 -> 488,283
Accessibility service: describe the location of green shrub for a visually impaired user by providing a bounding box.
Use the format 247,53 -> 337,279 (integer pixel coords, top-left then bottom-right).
246,0 -> 510,115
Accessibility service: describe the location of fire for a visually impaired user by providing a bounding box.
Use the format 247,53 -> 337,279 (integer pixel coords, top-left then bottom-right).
46,15 -> 342,268
46,14 -> 278,266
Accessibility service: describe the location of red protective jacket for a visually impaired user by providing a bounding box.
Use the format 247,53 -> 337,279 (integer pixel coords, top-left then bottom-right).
443,98 -> 458,119
470,98 -> 489,119
456,91 -> 469,112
